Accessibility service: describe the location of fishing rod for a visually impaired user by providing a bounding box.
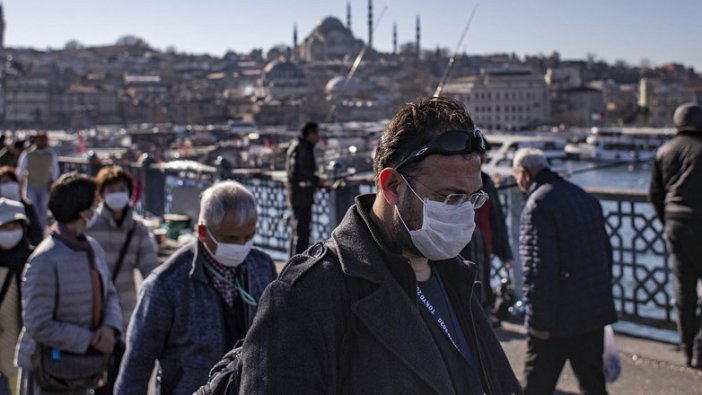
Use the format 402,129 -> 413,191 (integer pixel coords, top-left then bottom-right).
495,159 -> 648,190
564,160 -> 634,178
325,5 -> 388,123
433,3 -> 479,98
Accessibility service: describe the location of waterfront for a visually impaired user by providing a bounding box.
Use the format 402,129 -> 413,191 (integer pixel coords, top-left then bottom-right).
567,160 -> 652,191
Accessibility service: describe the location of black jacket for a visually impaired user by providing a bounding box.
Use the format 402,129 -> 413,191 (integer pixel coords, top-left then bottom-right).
285,137 -> 319,207
240,194 -> 521,395
649,131 -> 702,223
520,169 -> 617,338
483,172 -> 513,262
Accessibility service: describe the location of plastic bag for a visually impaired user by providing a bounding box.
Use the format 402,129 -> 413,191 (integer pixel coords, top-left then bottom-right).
602,325 -> 621,383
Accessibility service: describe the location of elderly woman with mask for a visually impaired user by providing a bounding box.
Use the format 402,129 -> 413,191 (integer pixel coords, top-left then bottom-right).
15,173 -> 122,395
87,166 -> 159,395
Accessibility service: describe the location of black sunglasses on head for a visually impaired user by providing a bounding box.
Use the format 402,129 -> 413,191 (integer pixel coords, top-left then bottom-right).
395,129 -> 486,171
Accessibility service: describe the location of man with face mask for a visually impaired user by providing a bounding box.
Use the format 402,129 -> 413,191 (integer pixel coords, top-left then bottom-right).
513,148 -> 616,395
115,181 -> 277,395
0,199 -> 33,395
16,132 -> 59,231
238,97 -> 520,394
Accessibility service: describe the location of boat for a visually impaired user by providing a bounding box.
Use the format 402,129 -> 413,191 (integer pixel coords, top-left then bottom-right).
481,134 -> 568,179
565,127 -> 675,162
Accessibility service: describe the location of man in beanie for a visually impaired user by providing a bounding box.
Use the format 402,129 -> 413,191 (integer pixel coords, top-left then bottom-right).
649,102 -> 702,369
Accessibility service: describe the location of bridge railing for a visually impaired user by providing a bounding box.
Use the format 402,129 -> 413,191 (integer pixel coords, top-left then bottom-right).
58,158 -> 675,330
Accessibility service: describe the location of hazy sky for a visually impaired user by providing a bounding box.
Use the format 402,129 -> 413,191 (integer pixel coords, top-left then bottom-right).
4,0 -> 701,70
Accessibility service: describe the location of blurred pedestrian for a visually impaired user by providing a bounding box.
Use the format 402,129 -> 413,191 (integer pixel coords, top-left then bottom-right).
0,166 -> 43,245
115,181 -> 277,395
88,166 -> 159,395
285,122 -> 323,256
0,199 -> 33,395
461,139 -> 514,318
0,140 -> 26,168
16,132 -> 59,230
649,102 -> 702,369
15,173 -> 122,395
514,148 -> 616,395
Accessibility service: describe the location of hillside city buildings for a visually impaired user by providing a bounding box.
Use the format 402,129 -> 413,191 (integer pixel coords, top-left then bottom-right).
1,1 -> 701,131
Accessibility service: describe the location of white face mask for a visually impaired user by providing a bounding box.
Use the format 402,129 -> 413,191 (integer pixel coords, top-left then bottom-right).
0,228 -> 24,250
104,192 -> 130,211
205,227 -> 254,267
396,177 -> 476,261
83,209 -> 99,229
0,182 -> 21,201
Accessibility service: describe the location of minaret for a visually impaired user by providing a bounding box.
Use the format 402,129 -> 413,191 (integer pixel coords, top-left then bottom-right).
293,24 -> 298,51
368,0 -> 373,50
0,3 -> 5,50
392,22 -> 397,55
415,15 -> 421,60
346,2 -> 352,32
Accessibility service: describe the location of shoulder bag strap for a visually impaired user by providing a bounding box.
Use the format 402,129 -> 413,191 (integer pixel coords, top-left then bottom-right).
112,222 -> 137,283
0,267 -> 16,309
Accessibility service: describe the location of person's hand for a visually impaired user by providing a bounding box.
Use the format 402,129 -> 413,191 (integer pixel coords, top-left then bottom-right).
529,328 -> 551,340
90,326 -> 116,353
503,260 -> 513,272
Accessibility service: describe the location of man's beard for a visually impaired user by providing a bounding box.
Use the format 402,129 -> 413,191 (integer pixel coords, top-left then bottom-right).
392,189 -> 424,258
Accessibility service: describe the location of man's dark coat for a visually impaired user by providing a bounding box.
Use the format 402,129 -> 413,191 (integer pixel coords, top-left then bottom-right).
240,194 -> 521,394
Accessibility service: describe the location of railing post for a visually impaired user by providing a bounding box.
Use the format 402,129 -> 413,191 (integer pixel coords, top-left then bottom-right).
141,155 -> 166,217
509,186 -> 524,300
325,162 -> 357,229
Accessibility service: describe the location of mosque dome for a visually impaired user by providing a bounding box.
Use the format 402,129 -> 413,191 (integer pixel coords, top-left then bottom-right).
263,58 -> 305,80
318,17 -> 346,36
325,76 -> 358,96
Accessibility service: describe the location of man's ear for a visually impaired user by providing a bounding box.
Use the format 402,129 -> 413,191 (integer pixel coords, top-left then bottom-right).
379,168 -> 403,206
197,224 -> 207,244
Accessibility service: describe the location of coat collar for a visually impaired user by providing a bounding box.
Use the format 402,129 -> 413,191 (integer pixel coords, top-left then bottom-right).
97,203 -> 135,229
188,241 -> 212,285
331,194 -> 477,395
533,168 -> 560,186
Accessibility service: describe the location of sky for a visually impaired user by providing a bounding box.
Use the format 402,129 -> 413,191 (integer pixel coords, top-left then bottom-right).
4,0 -> 702,70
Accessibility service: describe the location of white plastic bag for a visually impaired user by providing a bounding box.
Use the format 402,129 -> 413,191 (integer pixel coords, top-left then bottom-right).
602,325 -> 621,383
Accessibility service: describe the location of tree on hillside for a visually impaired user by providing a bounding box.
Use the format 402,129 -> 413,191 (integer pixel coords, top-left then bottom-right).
116,35 -> 150,48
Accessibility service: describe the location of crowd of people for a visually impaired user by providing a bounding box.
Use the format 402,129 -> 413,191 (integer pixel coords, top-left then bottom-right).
0,98 -> 699,395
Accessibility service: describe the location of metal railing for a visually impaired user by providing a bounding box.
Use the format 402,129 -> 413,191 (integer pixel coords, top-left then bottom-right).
58,158 -> 675,330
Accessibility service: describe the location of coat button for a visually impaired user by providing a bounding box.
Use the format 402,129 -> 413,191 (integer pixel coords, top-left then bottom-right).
309,243 -> 324,257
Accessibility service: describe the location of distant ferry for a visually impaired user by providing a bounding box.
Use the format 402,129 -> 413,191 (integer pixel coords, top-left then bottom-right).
565,127 -> 675,162
482,134 -> 568,178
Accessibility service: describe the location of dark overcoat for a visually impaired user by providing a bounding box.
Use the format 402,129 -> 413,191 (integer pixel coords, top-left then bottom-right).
240,194 -> 521,394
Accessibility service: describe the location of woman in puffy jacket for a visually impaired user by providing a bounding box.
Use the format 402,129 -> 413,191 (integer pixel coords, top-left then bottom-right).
15,173 -> 122,395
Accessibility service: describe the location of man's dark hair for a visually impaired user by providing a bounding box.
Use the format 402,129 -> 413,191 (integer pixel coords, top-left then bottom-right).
13,140 -> 25,150
301,122 -> 319,138
96,165 -> 134,197
373,97 -> 475,183
0,166 -> 18,182
49,172 -> 97,223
